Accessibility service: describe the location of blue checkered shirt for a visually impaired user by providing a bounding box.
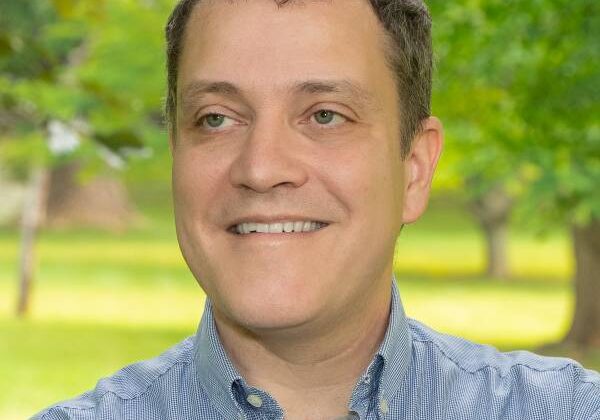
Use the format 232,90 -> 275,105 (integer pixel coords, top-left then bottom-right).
33,282 -> 600,419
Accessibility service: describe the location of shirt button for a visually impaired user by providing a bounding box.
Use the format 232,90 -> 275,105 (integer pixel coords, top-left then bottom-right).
246,394 -> 263,408
379,398 -> 389,415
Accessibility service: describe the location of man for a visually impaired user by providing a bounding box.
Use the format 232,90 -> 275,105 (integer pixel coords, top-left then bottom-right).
34,0 -> 600,419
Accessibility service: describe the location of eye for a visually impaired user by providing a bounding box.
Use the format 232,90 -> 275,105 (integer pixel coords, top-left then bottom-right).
197,113 -> 237,130
311,110 -> 347,126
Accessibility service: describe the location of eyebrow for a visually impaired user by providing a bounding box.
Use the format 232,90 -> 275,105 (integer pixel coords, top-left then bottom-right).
293,79 -> 377,108
179,80 -> 243,118
179,78 -> 378,118
181,80 -> 241,99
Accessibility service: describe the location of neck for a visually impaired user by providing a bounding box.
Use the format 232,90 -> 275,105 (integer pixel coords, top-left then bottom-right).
213,278 -> 392,419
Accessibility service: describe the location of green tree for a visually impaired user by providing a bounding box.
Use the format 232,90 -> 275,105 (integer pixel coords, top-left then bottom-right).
513,0 -> 599,347
0,0 -> 171,315
431,0 -> 528,280
1,0 -> 90,316
431,0 -> 599,346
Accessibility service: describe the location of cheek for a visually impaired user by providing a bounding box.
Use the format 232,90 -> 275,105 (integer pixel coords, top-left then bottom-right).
316,139 -> 404,221
310,140 -> 402,299
172,147 -> 229,216
172,147 -> 231,292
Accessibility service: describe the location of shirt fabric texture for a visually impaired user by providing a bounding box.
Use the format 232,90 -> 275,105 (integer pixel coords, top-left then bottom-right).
33,281 -> 600,419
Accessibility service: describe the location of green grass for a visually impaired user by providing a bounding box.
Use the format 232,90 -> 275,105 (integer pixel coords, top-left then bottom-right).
0,201 -> 595,420
394,199 -> 573,280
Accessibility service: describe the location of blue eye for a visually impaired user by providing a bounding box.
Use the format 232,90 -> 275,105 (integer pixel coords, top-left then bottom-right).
311,110 -> 346,126
314,110 -> 335,124
198,113 -> 237,130
204,114 -> 226,128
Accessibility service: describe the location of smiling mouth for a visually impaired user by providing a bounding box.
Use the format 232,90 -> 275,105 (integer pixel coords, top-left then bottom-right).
229,221 -> 329,235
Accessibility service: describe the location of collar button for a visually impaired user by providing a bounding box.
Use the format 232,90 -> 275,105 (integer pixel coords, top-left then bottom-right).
246,394 -> 263,408
379,398 -> 389,415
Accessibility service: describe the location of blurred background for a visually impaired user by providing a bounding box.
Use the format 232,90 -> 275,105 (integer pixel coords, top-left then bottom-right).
0,0 -> 598,418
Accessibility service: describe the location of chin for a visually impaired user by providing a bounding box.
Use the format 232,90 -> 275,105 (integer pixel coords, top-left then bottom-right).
208,269 -> 327,331
231,302 -> 314,332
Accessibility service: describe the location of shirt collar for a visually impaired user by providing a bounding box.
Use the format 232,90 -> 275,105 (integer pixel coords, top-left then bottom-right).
364,277 -> 413,406
193,277 -> 413,417
193,300 -> 245,417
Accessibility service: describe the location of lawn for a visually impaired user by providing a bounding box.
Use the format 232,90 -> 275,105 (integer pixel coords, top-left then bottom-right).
0,200 -> 596,419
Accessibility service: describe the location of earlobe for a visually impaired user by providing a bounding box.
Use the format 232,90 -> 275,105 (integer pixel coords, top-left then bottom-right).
401,117 -> 443,224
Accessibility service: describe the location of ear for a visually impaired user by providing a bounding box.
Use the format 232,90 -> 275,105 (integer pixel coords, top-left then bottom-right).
401,117 -> 443,224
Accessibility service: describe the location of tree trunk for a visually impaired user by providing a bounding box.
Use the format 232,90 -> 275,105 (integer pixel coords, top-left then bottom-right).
16,167 -> 49,317
45,162 -> 136,230
468,186 -> 512,280
564,219 -> 600,347
482,221 -> 508,279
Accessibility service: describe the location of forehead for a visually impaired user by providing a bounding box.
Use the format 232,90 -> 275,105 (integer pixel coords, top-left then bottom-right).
177,0 -> 395,100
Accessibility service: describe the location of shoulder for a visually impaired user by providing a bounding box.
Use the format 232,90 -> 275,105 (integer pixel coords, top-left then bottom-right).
31,336 -> 202,420
408,318 -> 579,376
573,366 -> 600,420
406,318 -> 600,419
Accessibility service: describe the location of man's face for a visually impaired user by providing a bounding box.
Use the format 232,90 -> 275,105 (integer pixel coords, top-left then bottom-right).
172,0 -> 409,331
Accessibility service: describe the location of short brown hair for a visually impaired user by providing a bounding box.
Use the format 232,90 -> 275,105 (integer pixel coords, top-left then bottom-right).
165,0 -> 432,157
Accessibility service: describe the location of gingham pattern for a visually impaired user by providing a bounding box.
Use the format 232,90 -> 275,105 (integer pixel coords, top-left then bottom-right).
33,281 -> 600,419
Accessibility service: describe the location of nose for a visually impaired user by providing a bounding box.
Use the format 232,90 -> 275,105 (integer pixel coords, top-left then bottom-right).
228,118 -> 309,193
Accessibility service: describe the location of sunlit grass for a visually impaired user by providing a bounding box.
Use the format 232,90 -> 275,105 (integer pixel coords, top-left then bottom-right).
398,278 -> 572,348
0,282 -> 204,328
394,205 -> 572,280
509,236 -> 572,279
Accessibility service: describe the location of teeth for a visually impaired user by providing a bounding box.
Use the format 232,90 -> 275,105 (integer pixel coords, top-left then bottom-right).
234,221 -> 326,235
269,223 -> 283,233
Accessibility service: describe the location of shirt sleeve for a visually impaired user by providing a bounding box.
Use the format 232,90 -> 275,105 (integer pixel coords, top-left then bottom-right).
572,365 -> 600,420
